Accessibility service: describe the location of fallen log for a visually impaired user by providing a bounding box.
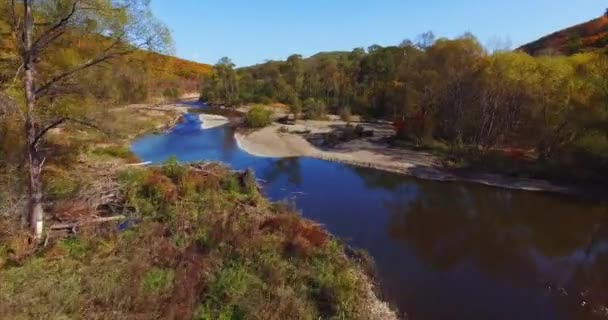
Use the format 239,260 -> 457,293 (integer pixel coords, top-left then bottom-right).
50,215 -> 126,231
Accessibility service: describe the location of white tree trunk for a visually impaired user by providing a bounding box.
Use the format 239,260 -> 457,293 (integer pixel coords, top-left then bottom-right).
22,0 -> 44,240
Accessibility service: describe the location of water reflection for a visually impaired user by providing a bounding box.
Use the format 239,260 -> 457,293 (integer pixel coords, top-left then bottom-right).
132,114 -> 608,320
261,157 -> 303,186
381,178 -> 608,319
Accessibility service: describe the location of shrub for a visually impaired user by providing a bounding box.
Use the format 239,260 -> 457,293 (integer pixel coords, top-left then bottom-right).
59,237 -> 89,259
142,267 -> 175,294
45,173 -> 80,201
197,263 -> 264,319
162,87 -> 181,100
245,105 -> 273,128
339,106 -> 352,122
303,98 -> 327,120
92,145 -> 135,159
161,156 -> 186,182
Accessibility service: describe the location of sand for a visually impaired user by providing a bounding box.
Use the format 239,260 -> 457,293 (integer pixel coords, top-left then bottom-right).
235,122 -> 576,194
200,114 -> 229,129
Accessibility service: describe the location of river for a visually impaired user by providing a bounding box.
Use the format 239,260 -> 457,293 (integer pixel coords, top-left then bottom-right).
132,112 -> 608,320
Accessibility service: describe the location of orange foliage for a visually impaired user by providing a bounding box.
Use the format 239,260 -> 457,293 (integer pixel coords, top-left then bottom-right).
144,171 -> 178,202
260,214 -> 329,257
520,15 -> 608,55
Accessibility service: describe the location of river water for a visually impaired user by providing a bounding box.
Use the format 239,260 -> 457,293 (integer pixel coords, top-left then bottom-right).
132,113 -> 608,320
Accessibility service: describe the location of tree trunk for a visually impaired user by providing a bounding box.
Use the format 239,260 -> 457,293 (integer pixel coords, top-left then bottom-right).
22,0 -> 44,240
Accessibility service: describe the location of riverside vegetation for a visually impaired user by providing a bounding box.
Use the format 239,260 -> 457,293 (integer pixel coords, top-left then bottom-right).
201,14 -> 608,187
0,107 -> 389,319
0,1 -> 394,319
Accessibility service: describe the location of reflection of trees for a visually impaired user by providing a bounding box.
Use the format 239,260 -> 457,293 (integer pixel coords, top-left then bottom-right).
349,165 -> 409,191
386,181 -> 608,286
571,249 -> 608,318
220,127 -> 237,159
261,158 -> 303,187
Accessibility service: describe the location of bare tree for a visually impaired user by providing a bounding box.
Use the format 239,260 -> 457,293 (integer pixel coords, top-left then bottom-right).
11,0 -> 171,241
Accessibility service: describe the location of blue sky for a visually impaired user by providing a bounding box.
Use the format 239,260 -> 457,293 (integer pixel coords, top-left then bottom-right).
150,0 -> 606,67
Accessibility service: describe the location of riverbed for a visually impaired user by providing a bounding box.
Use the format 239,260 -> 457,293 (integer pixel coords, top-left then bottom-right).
132,112 -> 608,320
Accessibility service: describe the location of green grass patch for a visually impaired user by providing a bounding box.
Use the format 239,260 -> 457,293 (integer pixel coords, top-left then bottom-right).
91,145 -> 136,160
59,237 -> 90,259
142,267 -> 175,294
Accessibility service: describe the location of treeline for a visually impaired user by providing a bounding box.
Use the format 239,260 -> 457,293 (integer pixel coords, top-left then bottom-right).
201,33 -> 608,183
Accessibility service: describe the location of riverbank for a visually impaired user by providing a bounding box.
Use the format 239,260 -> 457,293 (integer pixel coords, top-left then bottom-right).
235,122 -> 576,194
0,99 -> 399,320
199,113 -> 229,129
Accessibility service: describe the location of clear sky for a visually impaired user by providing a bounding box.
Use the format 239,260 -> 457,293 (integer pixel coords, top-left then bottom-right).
150,0 -> 606,67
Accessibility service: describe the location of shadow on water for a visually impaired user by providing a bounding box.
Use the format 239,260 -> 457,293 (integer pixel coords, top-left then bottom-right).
131,113 -> 608,320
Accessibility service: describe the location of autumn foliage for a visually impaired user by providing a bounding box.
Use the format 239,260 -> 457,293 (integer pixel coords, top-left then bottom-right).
520,14 -> 608,55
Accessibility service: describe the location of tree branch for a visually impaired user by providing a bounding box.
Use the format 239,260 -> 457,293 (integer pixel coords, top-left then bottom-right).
34,116 -> 104,146
33,117 -> 67,146
50,215 -> 126,231
31,0 -> 80,54
10,0 -> 23,53
35,41 -> 132,97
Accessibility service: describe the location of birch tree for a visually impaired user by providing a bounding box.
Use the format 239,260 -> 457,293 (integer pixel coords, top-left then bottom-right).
10,0 -> 171,240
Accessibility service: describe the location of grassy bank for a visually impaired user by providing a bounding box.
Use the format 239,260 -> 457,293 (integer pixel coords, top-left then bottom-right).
0,104 -> 395,320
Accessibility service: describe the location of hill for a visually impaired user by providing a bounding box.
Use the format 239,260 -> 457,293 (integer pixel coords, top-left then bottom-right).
519,13 -> 608,55
139,51 -> 212,81
0,16 -> 210,100
306,51 -> 351,62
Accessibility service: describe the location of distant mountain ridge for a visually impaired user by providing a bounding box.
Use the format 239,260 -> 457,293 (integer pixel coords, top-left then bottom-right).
519,13 -> 608,55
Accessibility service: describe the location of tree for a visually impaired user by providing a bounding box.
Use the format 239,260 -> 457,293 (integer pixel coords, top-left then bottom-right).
285,54 -> 304,95
214,57 -> 238,104
11,0 -> 171,240
287,88 -> 301,120
416,31 -> 436,50
303,98 -> 326,120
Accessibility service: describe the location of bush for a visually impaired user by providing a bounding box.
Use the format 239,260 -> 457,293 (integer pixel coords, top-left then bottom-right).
142,267 -> 175,294
339,106 -> 352,122
303,98 -> 327,120
245,105 -> 273,128
162,87 -> 181,100
92,145 -> 135,160
45,173 -> 80,201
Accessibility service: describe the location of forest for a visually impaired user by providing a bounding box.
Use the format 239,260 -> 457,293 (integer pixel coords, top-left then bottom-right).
201,32 -> 608,184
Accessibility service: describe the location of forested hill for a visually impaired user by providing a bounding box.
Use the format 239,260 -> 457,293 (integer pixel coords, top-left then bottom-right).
140,51 -> 212,82
519,13 -> 608,55
0,16 -> 211,102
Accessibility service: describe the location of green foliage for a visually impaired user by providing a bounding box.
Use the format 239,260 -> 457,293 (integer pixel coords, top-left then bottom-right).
303,98 -> 327,120
45,173 -> 80,201
142,267 -> 175,294
197,263 -> 264,320
245,105 -> 273,128
59,237 -> 89,259
92,145 -> 135,159
310,242 -> 363,318
201,34 -> 608,184
161,156 -> 186,181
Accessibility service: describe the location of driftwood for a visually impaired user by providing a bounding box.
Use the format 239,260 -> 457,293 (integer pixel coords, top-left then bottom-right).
50,215 -> 126,231
124,161 -> 151,167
